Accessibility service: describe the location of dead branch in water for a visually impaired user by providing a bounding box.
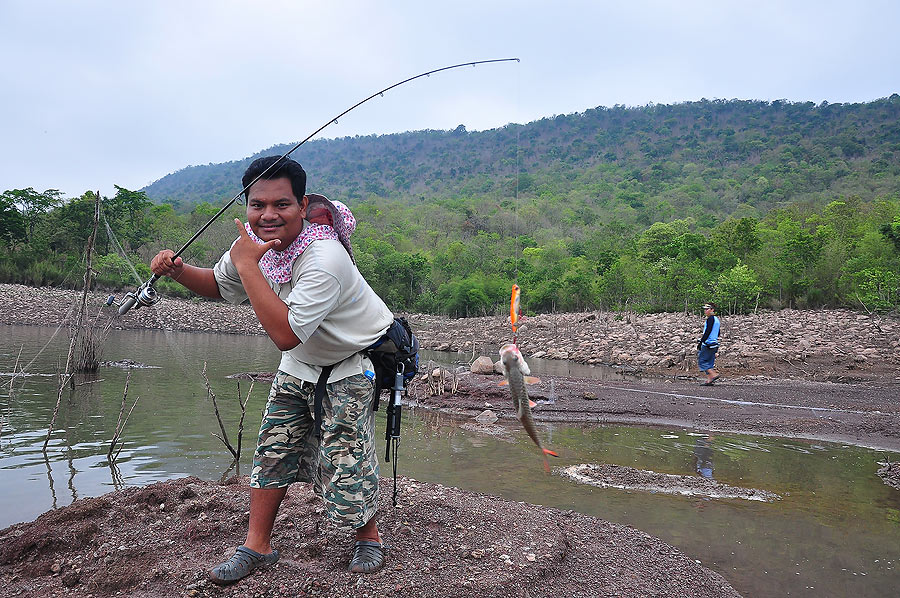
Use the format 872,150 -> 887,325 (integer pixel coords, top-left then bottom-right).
43,332 -> 78,451
5,344 -> 25,390
72,191 -> 102,372
234,379 -> 253,460
450,367 -> 462,394
201,362 -> 244,461
108,371 -> 140,462
67,191 -> 116,373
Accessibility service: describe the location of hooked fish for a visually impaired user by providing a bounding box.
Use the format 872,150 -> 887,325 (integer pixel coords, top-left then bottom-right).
499,343 -> 559,472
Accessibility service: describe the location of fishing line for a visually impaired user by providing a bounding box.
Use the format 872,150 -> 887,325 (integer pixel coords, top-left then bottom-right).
1,283 -> 88,387
100,208 -> 144,287
117,58 -> 521,316
101,208 -> 201,380
97,203 -> 200,382
2,254 -> 89,387
514,66 -> 522,286
510,64 -> 523,346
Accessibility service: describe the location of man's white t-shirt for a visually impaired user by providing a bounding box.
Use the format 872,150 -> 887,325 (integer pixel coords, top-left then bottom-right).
213,224 -> 393,384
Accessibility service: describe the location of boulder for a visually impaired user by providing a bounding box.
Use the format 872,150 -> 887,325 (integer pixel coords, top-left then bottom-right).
470,356 -> 496,374
475,409 -> 498,424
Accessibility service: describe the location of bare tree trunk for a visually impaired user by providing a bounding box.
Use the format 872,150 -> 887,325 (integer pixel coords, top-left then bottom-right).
75,192 -> 102,372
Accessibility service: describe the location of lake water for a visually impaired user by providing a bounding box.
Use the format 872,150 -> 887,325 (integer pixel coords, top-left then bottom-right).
1,323 -> 898,597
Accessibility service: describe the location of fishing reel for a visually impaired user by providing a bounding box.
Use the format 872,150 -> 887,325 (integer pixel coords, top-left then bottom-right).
117,277 -> 160,316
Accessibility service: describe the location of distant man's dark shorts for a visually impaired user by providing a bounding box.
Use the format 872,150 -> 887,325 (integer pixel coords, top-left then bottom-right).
250,369 -> 379,530
698,346 -> 718,371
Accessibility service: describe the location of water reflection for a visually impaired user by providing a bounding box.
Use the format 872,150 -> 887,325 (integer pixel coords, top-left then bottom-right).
2,325 -> 900,598
694,434 -> 714,479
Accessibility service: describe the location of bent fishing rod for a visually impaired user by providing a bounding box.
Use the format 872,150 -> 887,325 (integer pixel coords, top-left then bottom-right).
117,58 -> 520,316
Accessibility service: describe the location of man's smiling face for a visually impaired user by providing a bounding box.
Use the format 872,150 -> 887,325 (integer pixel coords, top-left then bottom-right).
246,177 -> 308,248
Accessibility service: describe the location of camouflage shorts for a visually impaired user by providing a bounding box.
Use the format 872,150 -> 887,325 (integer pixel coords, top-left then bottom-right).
250,369 -> 379,530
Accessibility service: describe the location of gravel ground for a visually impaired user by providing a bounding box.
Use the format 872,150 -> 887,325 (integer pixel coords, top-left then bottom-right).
0,477 -> 741,598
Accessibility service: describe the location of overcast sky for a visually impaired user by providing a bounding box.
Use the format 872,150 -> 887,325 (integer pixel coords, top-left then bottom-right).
2,0 -> 897,199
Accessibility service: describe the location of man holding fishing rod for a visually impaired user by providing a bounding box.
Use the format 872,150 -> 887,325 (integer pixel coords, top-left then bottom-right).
150,155 -> 394,581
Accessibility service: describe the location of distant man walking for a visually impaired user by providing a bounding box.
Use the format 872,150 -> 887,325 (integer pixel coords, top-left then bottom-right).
697,302 -> 721,385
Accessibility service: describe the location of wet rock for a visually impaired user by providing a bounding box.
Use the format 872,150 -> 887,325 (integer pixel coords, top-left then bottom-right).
656,355 -> 676,367
470,356 -> 495,374
877,461 -> 900,491
635,352 -> 655,364
475,409 -> 498,424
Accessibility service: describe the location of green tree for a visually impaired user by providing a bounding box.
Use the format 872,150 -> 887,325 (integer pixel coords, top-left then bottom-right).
0,193 -> 26,245
712,217 -> 761,262
103,186 -> 154,251
716,262 -> 762,314
0,187 -> 61,244
881,216 -> 900,252
850,268 -> 900,310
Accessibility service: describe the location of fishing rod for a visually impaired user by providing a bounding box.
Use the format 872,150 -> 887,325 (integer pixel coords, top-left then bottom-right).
117,57 -> 520,316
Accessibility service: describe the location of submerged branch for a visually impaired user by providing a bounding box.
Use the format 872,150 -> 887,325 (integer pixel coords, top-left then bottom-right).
43,331 -> 78,452
235,380 -> 253,461
201,362 -> 238,459
108,371 -> 140,462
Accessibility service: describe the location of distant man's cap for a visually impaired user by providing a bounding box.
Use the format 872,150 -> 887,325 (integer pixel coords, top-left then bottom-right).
703,303 -> 715,310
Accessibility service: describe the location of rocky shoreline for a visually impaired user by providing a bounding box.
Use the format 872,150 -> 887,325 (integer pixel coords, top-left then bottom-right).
3,283 -> 899,384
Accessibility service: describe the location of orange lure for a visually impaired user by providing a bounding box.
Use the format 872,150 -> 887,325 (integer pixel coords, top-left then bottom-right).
510,283 -> 521,337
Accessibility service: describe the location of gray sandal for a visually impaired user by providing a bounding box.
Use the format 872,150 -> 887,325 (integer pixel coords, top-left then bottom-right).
209,546 -> 279,585
349,540 -> 385,574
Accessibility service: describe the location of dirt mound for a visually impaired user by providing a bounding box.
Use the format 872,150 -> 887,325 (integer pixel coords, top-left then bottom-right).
0,476 -> 741,598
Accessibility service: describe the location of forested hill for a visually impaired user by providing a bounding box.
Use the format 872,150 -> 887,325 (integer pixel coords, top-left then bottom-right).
144,96 -> 900,224
4,97 -> 900,317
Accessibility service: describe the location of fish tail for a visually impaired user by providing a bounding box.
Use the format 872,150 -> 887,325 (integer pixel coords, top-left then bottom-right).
540,448 -> 559,474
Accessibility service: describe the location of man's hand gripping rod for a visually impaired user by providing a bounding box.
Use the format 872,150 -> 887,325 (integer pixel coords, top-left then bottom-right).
117,58 -> 520,316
